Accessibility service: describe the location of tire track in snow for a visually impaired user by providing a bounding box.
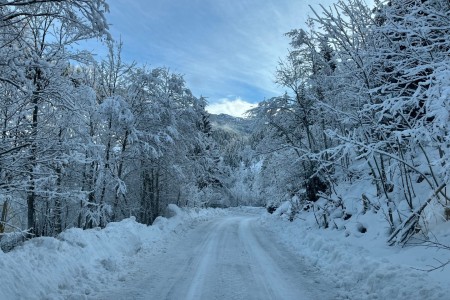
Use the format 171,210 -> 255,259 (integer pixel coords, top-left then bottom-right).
94,215 -> 334,300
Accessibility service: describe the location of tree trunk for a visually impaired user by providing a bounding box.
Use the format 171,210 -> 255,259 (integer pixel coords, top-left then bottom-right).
54,165 -> 63,235
0,200 -> 8,233
27,93 -> 39,237
54,128 -> 64,235
112,130 -> 128,221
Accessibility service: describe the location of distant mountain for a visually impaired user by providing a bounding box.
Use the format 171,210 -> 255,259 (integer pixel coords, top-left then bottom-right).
209,114 -> 255,136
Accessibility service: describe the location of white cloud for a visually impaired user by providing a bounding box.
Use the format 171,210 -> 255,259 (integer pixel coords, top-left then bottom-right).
206,98 -> 257,118
99,0 -> 340,105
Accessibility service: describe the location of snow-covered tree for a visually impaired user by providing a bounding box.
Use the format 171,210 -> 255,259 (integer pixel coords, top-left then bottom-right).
0,0 -> 109,236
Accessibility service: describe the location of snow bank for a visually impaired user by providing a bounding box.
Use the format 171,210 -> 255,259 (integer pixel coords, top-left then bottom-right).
261,207 -> 450,300
0,206 -> 227,300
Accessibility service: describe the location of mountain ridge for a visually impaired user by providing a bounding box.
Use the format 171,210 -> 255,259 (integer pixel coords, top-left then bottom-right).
208,113 -> 254,135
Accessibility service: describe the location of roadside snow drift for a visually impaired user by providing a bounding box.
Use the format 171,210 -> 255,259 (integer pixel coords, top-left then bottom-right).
0,205 -> 227,300
261,204 -> 450,300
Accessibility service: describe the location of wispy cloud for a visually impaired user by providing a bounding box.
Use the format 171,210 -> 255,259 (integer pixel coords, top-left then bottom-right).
206,97 -> 257,118
93,0 -> 338,107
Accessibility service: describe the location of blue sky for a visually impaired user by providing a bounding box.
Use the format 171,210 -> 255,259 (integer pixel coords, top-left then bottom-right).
85,0 -> 337,117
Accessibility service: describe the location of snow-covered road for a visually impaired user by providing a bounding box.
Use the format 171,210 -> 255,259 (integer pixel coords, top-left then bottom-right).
95,214 -> 333,300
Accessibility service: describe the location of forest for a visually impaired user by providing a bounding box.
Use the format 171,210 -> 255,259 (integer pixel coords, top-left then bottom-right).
1,0 -> 450,254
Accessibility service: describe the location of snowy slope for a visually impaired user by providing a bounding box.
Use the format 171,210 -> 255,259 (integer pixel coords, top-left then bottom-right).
209,113 -> 255,135
261,206 -> 450,300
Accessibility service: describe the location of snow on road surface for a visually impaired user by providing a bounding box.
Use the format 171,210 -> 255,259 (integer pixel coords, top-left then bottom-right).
95,214 -> 333,300
3,206 -> 447,299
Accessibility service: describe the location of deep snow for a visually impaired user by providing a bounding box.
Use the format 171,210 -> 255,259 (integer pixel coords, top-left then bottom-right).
0,205 -> 449,300
263,205 -> 450,300
0,205 -> 228,299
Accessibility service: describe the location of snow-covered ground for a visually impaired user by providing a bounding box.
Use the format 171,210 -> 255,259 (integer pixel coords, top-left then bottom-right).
93,212 -> 333,300
262,205 -> 450,300
0,205 -> 228,300
1,205 -> 449,299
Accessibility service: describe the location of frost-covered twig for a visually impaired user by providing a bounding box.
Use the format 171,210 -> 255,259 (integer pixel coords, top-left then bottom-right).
330,131 -> 448,201
388,183 -> 446,246
411,238 -> 450,272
